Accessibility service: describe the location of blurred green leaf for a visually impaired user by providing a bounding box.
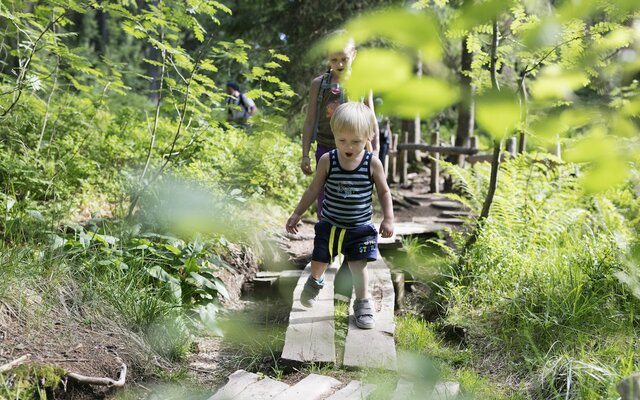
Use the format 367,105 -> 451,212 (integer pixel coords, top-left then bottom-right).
345,49 -> 413,99
453,0 -> 514,31
380,77 -> 459,119
565,128 -> 629,192
530,66 -> 589,100
529,108 -> 593,140
345,8 -> 443,60
475,88 -> 520,139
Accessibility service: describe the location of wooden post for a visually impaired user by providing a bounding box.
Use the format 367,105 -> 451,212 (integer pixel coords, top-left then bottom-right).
430,131 -> 440,193
555,142 -> 561,159
392,272 -> 405,310
466,136 -> 477,165
505,136 -> 516,157
400,131 -> 408,185
388,133 -> 399,183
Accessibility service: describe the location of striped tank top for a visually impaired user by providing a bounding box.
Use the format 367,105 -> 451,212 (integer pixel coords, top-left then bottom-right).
321,149 -> 374,228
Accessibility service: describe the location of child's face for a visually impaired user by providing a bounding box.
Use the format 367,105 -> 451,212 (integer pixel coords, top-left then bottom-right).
328,48 -> 355,76
334,129 -> 367,160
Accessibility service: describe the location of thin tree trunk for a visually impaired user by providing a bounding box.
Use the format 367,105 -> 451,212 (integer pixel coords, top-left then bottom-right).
453,36 -> 474,166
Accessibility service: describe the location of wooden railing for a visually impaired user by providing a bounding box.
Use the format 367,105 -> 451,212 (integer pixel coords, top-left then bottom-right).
384,131 -> 522,192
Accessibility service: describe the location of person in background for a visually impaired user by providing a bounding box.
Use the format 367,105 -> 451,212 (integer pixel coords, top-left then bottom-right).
286,102 -> 394,330
375,97 -> 392,171
226,81 -> 257,124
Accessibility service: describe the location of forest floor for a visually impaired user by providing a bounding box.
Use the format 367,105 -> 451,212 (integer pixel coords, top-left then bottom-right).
1,171 -> 460,399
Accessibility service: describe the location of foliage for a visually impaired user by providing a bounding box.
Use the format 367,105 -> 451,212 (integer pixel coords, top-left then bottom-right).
442,155 -> 640,398
0,363 -> 66,400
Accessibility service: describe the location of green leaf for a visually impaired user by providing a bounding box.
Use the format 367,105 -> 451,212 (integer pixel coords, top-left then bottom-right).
453,0 -> 514,31
380,77 -> 459,119
475,88 -> 520,139
345,8 -> 442,61
530,66 -> 589,100
345,49 -> 413,99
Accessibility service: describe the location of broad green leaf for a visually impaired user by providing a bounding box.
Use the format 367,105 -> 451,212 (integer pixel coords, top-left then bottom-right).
530,66 -> 589,100
345,49 -> 413,100
529,108 -> 593,140
197,303 -> 223,336
147,265 -> 179,285
564,128 -> 611,163
345,8 -> 443,61
580,157 -> 628,193
453,0 -> 514,31
475,88 -> 520,139
380,77 -> 459,119
564,129 -> 629,192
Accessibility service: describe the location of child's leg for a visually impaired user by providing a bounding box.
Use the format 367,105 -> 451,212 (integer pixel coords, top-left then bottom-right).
310,260 -> 329,280
349,259 -> 374,329
301,260 -> 330,308
348,259 -> 369,300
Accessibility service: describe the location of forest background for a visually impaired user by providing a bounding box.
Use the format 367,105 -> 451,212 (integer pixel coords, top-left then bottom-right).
1,0 -> 640,399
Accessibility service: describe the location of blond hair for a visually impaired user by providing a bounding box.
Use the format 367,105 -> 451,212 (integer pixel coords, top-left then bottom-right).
330,102 -> 376,141
325,30 -> 356,56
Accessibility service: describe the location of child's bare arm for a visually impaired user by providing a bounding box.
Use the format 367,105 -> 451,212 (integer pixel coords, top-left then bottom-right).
287,154 -> 330,234
366,90 -> 380,157
300,77 -> 322,175
371,156 -> 394,238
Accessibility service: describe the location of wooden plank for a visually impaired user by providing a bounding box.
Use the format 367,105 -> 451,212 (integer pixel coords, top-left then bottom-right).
396,143 -> 478,155
431,200 -> 464,210
438,210 -> 472,218
275,374 -> 342,400
343,258 -> 396,370
235,376 -> 290,400
327,380 -> 376,400
390,379 -> 414,400
281,261 -> 338,363
208,370 -> 259,400
379,221 -> 450,245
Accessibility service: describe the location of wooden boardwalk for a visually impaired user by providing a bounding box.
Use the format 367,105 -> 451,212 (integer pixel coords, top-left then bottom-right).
281,257 -> 396,370
281,260 -> 339,363
209,370 -> 461,400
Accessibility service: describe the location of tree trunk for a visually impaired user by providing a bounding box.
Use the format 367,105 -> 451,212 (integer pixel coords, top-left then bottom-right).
453,36 -> 474,166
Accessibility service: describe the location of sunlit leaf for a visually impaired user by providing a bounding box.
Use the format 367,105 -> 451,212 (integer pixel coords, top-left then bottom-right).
530,65 -> 589,100
453,0 -> 514,31
380,77 -> 459,119
345,8 -> 443,60
345,49 -> 413,99
564,128 -> 629,192
529,108 -> 594,140
475,88 -> 520,139
580,157 -> 628,192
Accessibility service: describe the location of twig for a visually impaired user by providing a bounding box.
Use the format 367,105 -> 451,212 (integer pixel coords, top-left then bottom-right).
67,363 -> 127,387
0,354 -> 31,373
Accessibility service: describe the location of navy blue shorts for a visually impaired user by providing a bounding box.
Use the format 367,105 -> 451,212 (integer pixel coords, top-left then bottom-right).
312,220 -> 378,263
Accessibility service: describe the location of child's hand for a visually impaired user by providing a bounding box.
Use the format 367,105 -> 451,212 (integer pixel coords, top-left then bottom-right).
286,213 -> 302,234
379,218 -> 394,238
300,156 -> 312,176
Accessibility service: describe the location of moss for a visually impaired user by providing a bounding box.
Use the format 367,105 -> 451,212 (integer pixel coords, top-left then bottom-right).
0,363 -> 66,399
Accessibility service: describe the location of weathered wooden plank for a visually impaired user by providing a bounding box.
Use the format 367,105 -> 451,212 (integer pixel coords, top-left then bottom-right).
431,200 -> 464,210
208,370 -> 259,400
326,380 -> 376,400
343,258 -> 396,370
275,374 -> 342,400
390,379 -> 414,400
379,221 -> 450,246
235,376 -> 290,400
439,210 -> 472,218
281,261 -> 338,363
